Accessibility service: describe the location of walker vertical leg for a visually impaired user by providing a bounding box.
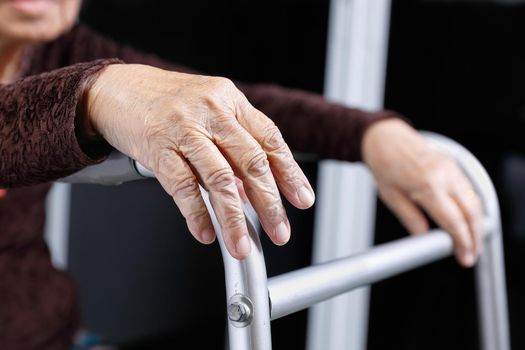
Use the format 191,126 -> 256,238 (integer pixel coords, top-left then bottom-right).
44,183 -> 72,270
423,133 -> 510,350
476,223 -> 510,350
308,1 -> 392,349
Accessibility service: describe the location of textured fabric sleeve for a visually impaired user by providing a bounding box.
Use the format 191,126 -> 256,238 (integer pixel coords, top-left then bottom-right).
0,58 -> 121,187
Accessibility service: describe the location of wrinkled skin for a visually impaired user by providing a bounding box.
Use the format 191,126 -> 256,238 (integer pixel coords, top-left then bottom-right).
87,65 -> 483,266
87,64 -> 315,260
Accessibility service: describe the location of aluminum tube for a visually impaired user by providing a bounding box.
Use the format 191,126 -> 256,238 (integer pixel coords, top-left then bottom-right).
44,183 -> 71,270
476,224 -> 510,350
269,229 -> 454,320
200,189 -> 272,350
134,161 -> 155,178
310,0 -> 392,348
60,152 -> 145,185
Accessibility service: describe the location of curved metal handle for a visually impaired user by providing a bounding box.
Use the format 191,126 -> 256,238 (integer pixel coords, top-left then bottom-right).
422,132 -> 509,350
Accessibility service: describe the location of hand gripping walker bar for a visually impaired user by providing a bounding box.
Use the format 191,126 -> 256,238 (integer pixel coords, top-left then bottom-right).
62,133 -> 510,350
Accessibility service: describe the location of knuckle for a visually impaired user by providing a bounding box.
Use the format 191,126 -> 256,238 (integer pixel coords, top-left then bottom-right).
179,140 -> 213,163
207,167 -> 236,189
217,77 -> 235,89
281,163 -> 304,187
262,124 -> 286,152
208,77 -> 236,95
414,155 -> 452,190
170,175 -> 198,199
264,199 -> 285,224
209,114 -> 237,138
446,217 -> 466,236
177,129 -> 204,151
187,206 -> 209,224
244,151 -> 270,178
156,149 -> 176,174
224,212 -> 246,230
411,174 -> 439,200
199,77 -> 238,113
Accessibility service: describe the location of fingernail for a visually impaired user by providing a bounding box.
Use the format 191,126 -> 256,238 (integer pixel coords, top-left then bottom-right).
236,235 -> 251,257
463,252 -> 476,267
298,186 -> 315,206
274,221 -> 290,245
201,228 -> 215,244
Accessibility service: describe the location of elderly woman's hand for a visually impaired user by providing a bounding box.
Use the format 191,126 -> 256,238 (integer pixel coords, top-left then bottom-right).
362,119 -> 483,267
84,64 -> 315,260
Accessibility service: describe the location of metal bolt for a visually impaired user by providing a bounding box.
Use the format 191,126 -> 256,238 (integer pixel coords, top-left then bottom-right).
228,301 -> 250,322
227,294 -> 253,327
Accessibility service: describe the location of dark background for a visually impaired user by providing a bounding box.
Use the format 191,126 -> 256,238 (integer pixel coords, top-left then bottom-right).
68,0 -> 525,349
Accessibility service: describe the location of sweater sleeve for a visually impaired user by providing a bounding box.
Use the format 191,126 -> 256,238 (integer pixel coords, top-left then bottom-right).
0,59 -> 121,187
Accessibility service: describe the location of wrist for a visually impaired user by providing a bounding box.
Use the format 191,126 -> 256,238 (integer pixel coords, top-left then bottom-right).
76,65 -> 111,142
361,118 -> 408,164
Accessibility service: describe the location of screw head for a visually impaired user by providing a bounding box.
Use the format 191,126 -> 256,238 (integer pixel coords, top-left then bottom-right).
227,294 -> 253,327
228,302 -> 250,322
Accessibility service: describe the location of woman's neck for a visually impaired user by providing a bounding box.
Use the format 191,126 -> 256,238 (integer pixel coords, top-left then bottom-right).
0,41 -> 26,84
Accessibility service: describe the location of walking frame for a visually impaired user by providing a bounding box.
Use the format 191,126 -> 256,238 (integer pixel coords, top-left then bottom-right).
64,132 -> 510,350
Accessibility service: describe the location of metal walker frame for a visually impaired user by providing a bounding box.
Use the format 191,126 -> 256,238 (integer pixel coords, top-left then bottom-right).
62,132 -> 510,350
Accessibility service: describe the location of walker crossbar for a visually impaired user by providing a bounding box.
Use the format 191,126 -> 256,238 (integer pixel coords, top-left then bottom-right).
62,132 -> 510,350
268,226 -> 488,321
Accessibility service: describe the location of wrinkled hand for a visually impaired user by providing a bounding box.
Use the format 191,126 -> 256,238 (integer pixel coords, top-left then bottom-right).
85,64 -> 315,259
362,119 -> 483,267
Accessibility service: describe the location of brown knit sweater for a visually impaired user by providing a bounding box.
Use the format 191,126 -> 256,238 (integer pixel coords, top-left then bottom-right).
0,25 -> 397,349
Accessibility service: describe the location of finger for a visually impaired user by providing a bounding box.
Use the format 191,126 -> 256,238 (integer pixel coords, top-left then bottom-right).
234,98 -> 315,209
154,149 -> 215,244
414,189 -> 476,267
179,134 -> 251,259
451,182 -> 484,257
379,187 -> 429,235
235,177 -> 249,203
212,119 -> 290,245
